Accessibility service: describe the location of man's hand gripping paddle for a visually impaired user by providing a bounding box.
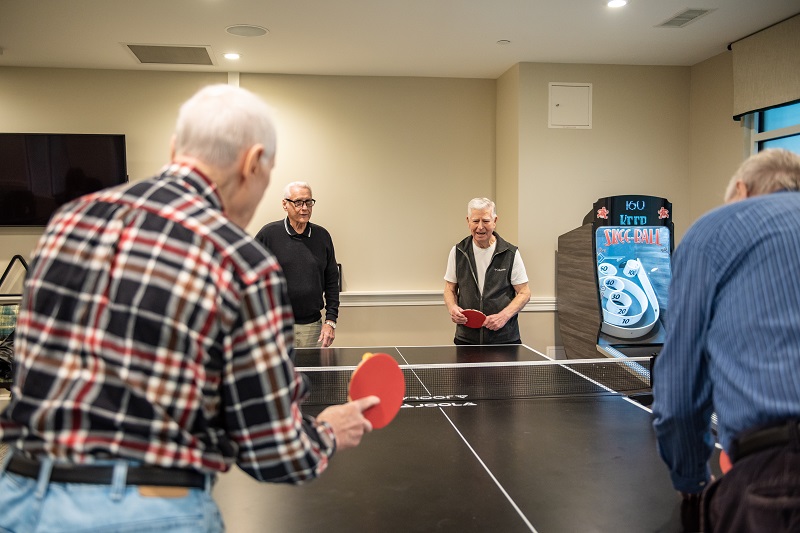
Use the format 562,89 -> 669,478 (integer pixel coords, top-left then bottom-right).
348,353 -> 405,429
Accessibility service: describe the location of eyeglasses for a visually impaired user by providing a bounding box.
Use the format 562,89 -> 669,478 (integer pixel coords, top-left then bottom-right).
285,198 -> 316,208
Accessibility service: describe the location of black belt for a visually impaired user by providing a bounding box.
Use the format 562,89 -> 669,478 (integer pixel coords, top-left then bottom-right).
6,454 -> 207,488
731,420 -> 800,462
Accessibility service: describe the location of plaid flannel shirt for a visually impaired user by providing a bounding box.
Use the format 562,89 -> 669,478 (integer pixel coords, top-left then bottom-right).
0,164 -> 335,483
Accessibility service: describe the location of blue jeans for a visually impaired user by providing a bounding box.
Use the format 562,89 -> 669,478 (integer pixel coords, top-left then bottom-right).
0,451 -> 224,533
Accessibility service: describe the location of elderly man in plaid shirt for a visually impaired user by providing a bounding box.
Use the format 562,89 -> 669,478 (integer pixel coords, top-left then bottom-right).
0,84 -> 377,532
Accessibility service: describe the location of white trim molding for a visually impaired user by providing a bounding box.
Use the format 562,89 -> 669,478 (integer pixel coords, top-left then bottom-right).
340,290 -> 556,312
0,293 -> 559,310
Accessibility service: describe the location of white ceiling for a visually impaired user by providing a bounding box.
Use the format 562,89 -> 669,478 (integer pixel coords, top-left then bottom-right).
1,0 -> 798,79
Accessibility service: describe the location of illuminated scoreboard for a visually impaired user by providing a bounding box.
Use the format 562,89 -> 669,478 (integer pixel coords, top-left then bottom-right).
556,195 -> 673,360
592,196 -> 672,342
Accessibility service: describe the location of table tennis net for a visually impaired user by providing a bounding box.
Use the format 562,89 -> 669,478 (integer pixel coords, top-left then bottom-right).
298,357 -> 653,406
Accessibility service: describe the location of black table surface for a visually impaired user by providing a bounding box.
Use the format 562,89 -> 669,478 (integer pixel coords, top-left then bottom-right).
213,344 -> 709,532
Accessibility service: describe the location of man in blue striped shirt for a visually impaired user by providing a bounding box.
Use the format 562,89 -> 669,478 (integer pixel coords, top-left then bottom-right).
653,148 -> 800,532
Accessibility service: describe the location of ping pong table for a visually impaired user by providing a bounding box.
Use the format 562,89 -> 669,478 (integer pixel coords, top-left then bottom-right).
213,344 -> 702,532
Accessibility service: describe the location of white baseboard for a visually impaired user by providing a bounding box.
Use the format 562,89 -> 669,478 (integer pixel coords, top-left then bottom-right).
546,345 -> 567,359
340,290 -> 556,311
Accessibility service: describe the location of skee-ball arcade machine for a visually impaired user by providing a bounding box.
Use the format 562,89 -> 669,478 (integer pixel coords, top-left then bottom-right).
556,195 -> 673,360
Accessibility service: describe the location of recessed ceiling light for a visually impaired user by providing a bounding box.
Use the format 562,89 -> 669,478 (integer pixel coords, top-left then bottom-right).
497,39 -> 511,45
226,25 -> 269,37
607,0 -> 627,7
224,53 -> 241,60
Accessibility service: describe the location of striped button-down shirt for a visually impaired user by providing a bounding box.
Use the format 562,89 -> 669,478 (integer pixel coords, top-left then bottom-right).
0,164 -> 335,483
652,191 -> 800,493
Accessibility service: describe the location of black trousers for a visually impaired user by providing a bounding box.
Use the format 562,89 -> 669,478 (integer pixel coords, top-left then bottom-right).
703,431 -> 800,532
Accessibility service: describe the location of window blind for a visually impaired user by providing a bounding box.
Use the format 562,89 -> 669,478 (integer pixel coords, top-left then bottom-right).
731,14 -> 800,120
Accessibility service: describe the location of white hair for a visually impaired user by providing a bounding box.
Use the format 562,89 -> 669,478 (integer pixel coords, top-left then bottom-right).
724,148 -> 800,202
283,181 -> 312,198
467,197 -> 496,217
173,84 -> 277,168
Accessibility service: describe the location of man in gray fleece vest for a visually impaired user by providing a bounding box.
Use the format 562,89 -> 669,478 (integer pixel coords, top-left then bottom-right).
443,198 -> 531,344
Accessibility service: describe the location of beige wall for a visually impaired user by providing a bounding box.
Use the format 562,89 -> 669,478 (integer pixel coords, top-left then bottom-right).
495,64 -> 521,244
240,73 -> 496,291
0,56 -> 744,352
513,63 -> 692,297
688,52 -> 748,222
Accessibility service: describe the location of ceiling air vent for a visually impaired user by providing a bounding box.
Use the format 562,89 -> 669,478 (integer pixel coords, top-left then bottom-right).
656,8 -> 714,28
126,44 -> 214,65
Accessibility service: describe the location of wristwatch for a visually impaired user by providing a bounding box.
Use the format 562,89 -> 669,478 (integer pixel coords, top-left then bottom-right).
325,320 -> 336,329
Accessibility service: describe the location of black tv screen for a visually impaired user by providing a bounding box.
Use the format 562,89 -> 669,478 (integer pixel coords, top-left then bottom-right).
0,133 -> 128,226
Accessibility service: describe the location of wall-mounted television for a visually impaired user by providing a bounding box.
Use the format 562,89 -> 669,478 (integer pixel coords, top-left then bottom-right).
0,133 -> 128,226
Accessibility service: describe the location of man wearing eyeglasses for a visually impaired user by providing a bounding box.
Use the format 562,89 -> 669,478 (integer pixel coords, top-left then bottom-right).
255,182 -> 340,347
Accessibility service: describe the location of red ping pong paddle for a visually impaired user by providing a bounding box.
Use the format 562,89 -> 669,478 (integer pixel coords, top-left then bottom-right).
719,450 -> 732,474
348,352 -> 405,429
462,309 -> 486,329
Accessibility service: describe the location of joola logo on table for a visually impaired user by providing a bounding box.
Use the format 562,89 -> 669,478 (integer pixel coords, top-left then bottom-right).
404,395 -> 469,401
602,228 -> 661,246
402,402 -> 478,408
403,394 -> 478,408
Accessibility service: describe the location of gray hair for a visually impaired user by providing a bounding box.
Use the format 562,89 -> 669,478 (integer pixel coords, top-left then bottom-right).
467,197 -> 496,217
173,84 -> 277,168
724,148 -> 800,202
283,181 -> 312,198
